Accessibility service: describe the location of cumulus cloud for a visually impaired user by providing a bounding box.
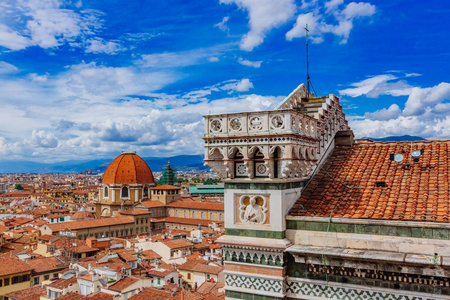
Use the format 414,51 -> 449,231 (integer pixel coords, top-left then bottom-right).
341,74 -> 450,140
286,1 -> 376,44
238,57 -> 262,68
31,130 -> 58,148
220,0 -> 296,51
364,104 -> 401,120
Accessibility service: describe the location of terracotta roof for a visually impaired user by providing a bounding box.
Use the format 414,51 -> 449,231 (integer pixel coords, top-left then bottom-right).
119,209 -> 151,216
166,200 -> 223,211
26,256 -> 64,273
289,140 -> 450,222
118,251 -> 138,262
151,184 -> 181,190
144,261 -> 177,277
102,153 -> 154,184
71,211 -> 94,220
55,292 -> 85,300
107,276 -> 139,291
197,281 -> 225,295
47,276 -> 78,290
39,234 -> 56,241
141,200 -> 166,208
0,256 -> 31,276
141,250 -> 161,260
127,288 -> 173,300
161,239 -> 193,249
178,259 -> 223,275
47,216 -> 133,232
4,285 -> 46,300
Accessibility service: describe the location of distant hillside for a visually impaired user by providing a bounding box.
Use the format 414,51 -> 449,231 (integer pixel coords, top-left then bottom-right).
0,155 -> 207,174
364,135 -> 426,142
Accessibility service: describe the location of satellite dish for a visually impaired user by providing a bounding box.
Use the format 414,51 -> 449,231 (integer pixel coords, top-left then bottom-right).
411,150 -> 421,159
394,154 -> 404,162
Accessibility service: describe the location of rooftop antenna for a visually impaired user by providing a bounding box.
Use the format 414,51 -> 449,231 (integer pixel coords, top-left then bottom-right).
305,24 -> 317,97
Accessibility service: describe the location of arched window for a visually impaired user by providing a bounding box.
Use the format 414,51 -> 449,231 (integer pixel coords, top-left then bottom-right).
104,186 -> 109,198
184,210 -> 187,218
210,213 -> 213,220
234,150 -> 246,177
121,187 -> 129,198
193,211 -> 196,219
254,148 -> 267,177
272,147 -> 281,178
201,212 -> 204,219
143,187 -> 149,198
219,213 -> 223,221
168,209 -> 171,216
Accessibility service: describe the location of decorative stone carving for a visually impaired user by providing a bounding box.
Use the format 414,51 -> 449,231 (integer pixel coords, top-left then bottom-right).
249,116 -> 263,131
239,195 -> 267,224
270,115 -> 284,130
229,117 -> 242,131
210,119 -> 222,132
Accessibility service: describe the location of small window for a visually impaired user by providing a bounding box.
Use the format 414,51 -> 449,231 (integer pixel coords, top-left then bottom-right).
201,212 -> 204,219
34,277 -> 40,285
53,273 -> 58,278
143,187 -> 149,198
4,277 -> 9,286
121,187 -> 129,198
187,273 -> 191,280
104,186 -> 109,198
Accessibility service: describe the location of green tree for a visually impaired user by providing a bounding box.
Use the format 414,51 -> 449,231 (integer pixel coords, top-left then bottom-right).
14,184 -> 23,190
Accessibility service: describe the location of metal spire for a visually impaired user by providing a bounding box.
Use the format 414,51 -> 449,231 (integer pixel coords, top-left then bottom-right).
305,24 -> 316,97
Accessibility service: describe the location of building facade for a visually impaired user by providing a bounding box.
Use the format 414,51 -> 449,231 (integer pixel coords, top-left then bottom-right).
206,83 -> 450,300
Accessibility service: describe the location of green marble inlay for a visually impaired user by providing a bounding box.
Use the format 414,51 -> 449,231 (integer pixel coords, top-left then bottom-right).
225,228 -> 285,239
226,290 -> 283,300
225,181 -> 305,190
287,220 -> 450,240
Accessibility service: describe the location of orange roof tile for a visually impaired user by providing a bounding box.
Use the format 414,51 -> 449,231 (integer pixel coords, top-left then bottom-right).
107,276 -> 140,291
289,140 -> 450,222
161,239 -> 193,249
0,256 -> 31,276
102,153 -> 154,185
151,184 -> 181,190
4,285 -> 46,300
47,216 -> 133,232
166,200 -> 223,211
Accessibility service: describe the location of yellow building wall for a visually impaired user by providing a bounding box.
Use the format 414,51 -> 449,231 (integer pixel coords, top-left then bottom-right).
0,271 -> 31,296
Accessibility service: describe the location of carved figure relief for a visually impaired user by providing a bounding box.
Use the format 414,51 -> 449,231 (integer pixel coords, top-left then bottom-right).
239,195 -> 268,224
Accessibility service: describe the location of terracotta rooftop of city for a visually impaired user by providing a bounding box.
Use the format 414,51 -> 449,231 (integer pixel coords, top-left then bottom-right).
290,140 -> 450,222
102,152 -> 154,185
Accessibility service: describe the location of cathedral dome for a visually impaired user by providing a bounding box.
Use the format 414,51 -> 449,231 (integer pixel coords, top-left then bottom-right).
102,152 -> 154,185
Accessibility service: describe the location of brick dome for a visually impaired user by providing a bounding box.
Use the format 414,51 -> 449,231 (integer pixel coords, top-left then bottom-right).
102,152 -> 154,184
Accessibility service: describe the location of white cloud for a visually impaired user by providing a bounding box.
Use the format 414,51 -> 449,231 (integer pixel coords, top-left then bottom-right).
341,74 -> 450,140
220,0 -> 296,51
136,45 -> 229,68
222,78 -> 254,92
339,74 -> 413,98
403,83 -> 450,116
364,104 -> 401,120
0,0 -> 103,51
0,61 -> 19,74
28,73 -> 48,81
85,38 -> 126,54
286,1 -> 376,44
31,130 -> 58,148
0,24 -> 31,50
214,16 -> 230,32
238,57 -> 262,68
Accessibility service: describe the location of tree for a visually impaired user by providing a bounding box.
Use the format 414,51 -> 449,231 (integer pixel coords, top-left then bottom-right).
14,184 -> 23,190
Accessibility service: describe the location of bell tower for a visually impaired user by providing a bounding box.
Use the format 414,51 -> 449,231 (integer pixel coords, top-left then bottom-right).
203,84 -> 349,299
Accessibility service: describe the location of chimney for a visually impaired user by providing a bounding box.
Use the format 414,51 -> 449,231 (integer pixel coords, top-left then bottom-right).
335,130 -> 354,147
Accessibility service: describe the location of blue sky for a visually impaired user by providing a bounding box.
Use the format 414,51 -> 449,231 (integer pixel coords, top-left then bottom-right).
0,0 -> 449,162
